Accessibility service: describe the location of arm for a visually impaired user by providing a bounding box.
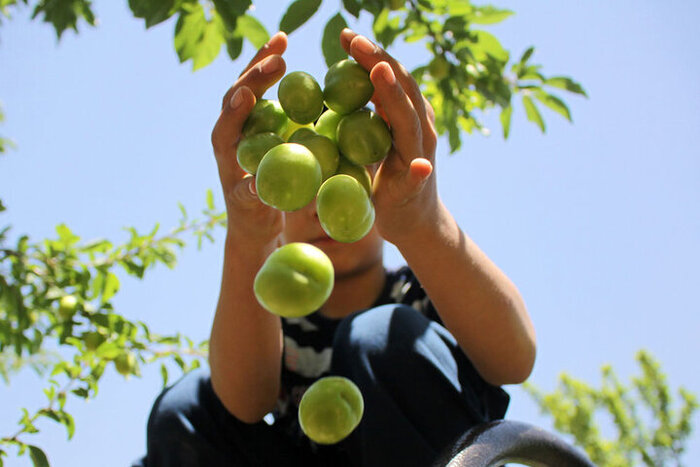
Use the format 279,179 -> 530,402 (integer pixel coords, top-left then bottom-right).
208,33 -> 289,423
341,30 -> 536,386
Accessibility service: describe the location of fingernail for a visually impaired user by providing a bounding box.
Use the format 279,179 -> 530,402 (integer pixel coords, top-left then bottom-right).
355,36 -> 377,55
230,88 -> 244,109
261,56 -> 280,74
381,63 -> 396,85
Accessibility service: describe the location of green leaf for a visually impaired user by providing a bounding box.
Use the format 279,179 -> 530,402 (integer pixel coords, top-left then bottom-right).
128,0 -> 179,28
535,90 -> 572,122
545,76 -> 588,97
342,0 -> 361,17
237,14 -> 269,49
160,363 -> 169,387
211,0 -> 251,31
322,13 -> 348,67
31,0 -> 96,38
226,35 -> 244,61
372,8 -> 401,48
279,0 -> 322,35
470,30 -> 509,63
27,445 -> 49,467
467,6 -> 514,25
174,3 -> 226,71
522,95 -> 545,132
500,105 -> 512,139
520,46 -> 534,65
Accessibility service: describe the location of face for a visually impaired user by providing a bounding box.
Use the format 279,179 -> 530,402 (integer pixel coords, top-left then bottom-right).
281,200 -> 384,279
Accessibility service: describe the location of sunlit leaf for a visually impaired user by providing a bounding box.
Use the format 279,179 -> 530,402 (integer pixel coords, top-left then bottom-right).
500,105 -> 512,139
535,90 -> 572,122
174,4 -> 225,71
522,95 -> 545,132
237,14 -> 268,48
545,76 -> 588,97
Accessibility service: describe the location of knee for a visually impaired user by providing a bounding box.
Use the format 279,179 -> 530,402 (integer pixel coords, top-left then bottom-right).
146,367 -> 210,447
332,304 -> 437,377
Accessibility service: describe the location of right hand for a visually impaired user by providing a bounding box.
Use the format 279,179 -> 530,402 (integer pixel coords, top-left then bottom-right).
211,32 -> 288,246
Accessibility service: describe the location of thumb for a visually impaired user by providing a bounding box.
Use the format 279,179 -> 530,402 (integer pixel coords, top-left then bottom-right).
230,174 -> 263,208
402,157 -> 433,198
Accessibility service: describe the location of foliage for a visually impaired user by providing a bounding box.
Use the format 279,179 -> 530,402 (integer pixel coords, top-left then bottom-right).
0,1 -> 588,465
525,350 -> 699,466
0,194 -> 223,465
1,0 -> 586,150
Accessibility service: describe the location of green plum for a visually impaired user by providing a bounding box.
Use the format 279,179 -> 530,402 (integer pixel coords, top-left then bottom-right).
337,109 -> 392,166
316,174 -> 375,243
314,109 -> 343,143
256,143 -> 322,212
58,295 -> 78,319
298,376 -> 364,445
278,71 -> 324,124
289,129 -> 340,181
236,132 -> 284,174
281,120 -> 314,141
254,242 -> 334,318
335,156 -> 372,196
323,59 -> 374,115
242,99 -> 288,137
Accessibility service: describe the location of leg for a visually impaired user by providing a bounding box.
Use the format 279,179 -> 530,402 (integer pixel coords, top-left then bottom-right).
331,304 -> 509,467
133,367 -> 313,467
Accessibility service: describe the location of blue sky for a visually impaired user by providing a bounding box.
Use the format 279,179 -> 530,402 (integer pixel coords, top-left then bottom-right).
1,1 -> 699,465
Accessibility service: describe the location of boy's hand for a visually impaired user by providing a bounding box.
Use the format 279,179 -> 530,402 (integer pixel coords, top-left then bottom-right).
340,29 -> 439,246
211,32 -> 288,246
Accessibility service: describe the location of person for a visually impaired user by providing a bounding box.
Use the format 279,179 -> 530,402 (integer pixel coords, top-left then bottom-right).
132,29 -> 537,467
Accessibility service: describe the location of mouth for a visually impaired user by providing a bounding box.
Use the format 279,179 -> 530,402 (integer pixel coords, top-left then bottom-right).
309,233 -> 338,247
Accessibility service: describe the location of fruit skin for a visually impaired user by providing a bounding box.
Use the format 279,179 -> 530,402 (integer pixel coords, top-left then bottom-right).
289,129 -> 340,181
254,243 -> 334,318
316,174 -> 375,243
278,71 -> 324,124
256,143 -> 322,212
236,132 -> 284,174
337,109 -> 392,166
242,99 -> 288,137
428,56 -> 450,80
314,109 -> 344,143
281,120 -> 314,141
58,295 -> 78,319
323,59 -> 374,115
298,376 -> 364,445
335,156 -> 372,196
83,330 -> 107,351
114,352 -> 137,376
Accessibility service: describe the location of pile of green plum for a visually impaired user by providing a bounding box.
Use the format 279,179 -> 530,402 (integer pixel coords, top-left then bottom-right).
244,59 -> 392,446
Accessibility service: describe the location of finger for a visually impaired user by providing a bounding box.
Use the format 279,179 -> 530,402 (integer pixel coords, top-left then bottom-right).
221,54 -> 286,109
212,85 -> 256,185
240,32 -> 288,76
342,31 -> 427,124
369,62 -> 423,166
230,174 -> 263,209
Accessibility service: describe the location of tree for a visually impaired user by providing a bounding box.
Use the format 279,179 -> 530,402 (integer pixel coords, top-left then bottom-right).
525,350 -> 699,466
0,1 -> 585,465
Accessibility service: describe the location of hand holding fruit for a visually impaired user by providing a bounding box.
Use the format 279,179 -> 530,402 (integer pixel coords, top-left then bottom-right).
340,29 -> 439,245
210,32 -> 289,246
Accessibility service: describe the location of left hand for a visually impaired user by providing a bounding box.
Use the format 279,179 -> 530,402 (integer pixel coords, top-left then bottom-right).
340,29 -> 439,246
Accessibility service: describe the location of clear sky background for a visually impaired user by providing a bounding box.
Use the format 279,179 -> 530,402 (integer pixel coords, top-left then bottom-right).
1,1 -> 699,465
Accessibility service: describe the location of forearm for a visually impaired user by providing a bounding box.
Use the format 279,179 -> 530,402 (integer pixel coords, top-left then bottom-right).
394,201 -> 536,386
209,233 -> 283,423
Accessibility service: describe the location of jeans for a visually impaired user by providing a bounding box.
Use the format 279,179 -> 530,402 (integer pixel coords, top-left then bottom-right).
132,304 -> 509,467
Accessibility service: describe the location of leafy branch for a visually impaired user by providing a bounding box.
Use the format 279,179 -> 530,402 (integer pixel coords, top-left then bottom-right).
525,350 -> 699,467
0,191 -> 223,465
